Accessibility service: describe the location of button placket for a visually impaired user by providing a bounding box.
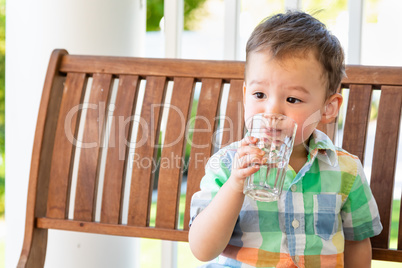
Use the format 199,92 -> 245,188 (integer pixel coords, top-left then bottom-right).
290,184 -> 297,192
292,219 -> 300,229
284,189 -> 306,263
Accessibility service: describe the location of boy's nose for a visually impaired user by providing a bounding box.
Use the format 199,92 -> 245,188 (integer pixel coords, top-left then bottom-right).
264,103 -> 283,115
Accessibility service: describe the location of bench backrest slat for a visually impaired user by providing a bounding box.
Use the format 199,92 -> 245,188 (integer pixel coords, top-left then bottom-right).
59,55 -> 245,79
101,75 -> 141,224
370,86 -> 402,249
127,76 -> 168,227
74,74 -> 113,221
155,77 -> 195,229
342,84 -> 373,164
46,72 -> 87,219
183,78 -> 223,230
342,65 -> 402,86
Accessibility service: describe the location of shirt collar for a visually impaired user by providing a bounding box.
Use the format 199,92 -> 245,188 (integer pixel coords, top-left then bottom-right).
307,129 -> 338,167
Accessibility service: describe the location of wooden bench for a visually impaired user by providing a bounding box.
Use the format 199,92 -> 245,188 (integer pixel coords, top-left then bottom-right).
18,49 -> 402,267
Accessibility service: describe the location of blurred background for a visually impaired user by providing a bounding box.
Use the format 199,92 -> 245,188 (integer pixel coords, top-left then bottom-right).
2,0 -> 402,267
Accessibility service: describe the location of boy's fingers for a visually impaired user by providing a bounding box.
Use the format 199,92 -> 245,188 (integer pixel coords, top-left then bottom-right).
235,153 -> 265,169
241,156 -> 265,168
236,146 -> 265,159
233,138 -> 265,171
240,136 -> 258,146
237,165 -> 260,178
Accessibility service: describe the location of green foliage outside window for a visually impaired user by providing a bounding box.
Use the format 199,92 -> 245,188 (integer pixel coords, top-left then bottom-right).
147,0 -> 208,31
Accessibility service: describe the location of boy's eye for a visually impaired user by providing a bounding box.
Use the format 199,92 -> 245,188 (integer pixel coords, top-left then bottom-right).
287,97 -> 302,104
253,92 -> 266,99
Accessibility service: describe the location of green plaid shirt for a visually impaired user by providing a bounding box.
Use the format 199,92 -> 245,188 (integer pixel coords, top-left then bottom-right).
190,130 -> 382,268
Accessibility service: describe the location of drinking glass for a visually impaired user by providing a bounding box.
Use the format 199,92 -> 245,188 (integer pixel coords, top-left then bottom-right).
243,113 -> 297,202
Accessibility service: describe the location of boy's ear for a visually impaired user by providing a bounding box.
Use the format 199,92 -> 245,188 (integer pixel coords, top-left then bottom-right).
320,93 -> 343,124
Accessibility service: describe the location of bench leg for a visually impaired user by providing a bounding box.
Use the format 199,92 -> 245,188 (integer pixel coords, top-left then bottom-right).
17,228 -> 48,268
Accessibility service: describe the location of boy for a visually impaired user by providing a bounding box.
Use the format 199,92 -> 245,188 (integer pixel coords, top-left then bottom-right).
188,11 -> 382,268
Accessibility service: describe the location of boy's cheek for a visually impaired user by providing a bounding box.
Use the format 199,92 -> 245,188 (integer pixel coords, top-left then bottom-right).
293,110 -> 323,144
243,107 -> 257,124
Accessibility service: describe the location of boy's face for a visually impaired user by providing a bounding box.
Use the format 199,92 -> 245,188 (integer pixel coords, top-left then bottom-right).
243,50 -> 330,147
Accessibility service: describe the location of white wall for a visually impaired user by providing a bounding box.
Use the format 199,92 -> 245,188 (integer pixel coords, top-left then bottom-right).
6,0 -> 145,267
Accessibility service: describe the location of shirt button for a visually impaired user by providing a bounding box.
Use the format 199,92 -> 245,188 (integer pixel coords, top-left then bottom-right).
291,184 -> 297,192
294,255 -> 300,262
292,219 -> 299,229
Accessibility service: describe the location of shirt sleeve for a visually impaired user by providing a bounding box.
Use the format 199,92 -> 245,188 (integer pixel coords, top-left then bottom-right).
341,159 -> 383,241
189,146 -> 236,227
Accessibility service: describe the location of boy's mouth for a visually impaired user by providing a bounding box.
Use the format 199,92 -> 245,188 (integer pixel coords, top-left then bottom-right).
254,127 -> 282,139
264,127 -> 282,136
254,128 -> 284,146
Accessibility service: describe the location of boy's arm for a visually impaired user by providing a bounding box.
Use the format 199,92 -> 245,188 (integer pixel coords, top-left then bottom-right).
344,238 -> 372,268
188,180 -> 246,261
188,137 -> 264,262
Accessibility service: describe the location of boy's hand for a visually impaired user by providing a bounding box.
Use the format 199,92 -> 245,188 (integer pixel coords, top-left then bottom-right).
229,136 -> 266,193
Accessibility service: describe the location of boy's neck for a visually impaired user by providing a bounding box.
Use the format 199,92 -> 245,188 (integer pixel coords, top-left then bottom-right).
289,141 -> 309,174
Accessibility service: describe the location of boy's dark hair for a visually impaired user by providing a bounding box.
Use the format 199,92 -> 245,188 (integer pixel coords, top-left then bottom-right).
245,11 -> 345,97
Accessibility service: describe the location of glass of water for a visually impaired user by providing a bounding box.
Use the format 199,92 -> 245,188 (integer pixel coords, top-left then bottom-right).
243,113 -> 297,202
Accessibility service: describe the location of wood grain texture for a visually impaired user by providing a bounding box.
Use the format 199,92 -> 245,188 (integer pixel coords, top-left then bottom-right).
183,78 -> 223,230
372,248 -> 402,262
46,73 -> 87,219
155,77 -> 195,229
342,85 -> 373,164
60,55 -> 245,80
127,76 -> 167,227
36,217 -> 189,242
74,74 -> 113,221
343,65 -> 402,87
369,86 -> 402,250
18,49 -> 68,268
101,75 -> 140,224
60,57 -> 402,87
